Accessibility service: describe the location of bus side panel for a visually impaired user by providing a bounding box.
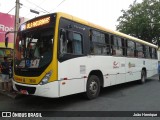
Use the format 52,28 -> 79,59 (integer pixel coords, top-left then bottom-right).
59,79 -> 86,97
152,59 -> 158,75
125,58 -> 158,82
145,59 -> 158,78
58,56 -> 114,97
58,56 -> 126,97
126,58 -> 141,82
103,56 -> 126,86
58,60 -> 86,97
113,57 -> 126,85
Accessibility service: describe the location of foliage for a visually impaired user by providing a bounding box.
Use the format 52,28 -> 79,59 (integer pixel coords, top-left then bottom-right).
116,0 -> 160,44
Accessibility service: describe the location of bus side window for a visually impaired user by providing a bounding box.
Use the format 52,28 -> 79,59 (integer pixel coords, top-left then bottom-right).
66,31 -> 73,53
72,32 -> 83,54
127,40 -> 135,57
122,38 -> 126,56
116,37 -> 123,56
136,42 -> 144,58
155,48 -> 157,59
111,35 -> 116,55
145,46 -> 151,59
143,45 -> 146,58
149,47 -> 152,59
66,31 -> 83,55
152,48 -> 157,59
90,30 -> 106,55
111,35 -> 123,56
105,33 -> 110,55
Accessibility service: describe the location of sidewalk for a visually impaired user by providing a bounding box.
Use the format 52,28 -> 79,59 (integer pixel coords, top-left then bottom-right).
0,75 -> 18,99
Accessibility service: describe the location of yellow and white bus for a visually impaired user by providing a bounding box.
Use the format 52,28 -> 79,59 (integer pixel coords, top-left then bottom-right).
13,12 -> 158,99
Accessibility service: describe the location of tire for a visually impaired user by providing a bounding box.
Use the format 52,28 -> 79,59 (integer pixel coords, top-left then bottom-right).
140,70 -> 146,84
85,75 -> 100,99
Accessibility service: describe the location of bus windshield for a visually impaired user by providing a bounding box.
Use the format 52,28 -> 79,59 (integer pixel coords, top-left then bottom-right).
15,27 -> 54,69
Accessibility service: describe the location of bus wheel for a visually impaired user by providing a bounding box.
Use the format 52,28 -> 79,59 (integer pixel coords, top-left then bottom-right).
140,70 -> 146,84
85,75 -> 100,99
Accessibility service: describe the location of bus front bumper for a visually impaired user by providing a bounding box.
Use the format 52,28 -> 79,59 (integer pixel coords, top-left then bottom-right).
12,80 -> 60,98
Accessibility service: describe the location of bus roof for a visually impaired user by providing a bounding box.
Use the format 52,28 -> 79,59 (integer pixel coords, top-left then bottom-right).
23,12 -> 157,49
56,12 -> 157,49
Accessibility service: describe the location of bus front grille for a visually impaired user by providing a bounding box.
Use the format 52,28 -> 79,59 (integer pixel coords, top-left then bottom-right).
15,84 -> 36,94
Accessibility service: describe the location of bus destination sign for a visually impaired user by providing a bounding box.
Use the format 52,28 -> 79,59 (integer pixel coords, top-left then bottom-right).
20,16 -> 51,31
26,16 -> 50,29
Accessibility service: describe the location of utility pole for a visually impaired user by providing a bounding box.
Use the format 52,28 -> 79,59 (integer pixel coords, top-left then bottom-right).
14,0 -> 20,46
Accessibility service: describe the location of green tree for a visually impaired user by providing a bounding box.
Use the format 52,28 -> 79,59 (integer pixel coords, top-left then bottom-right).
116,0 -> 160,44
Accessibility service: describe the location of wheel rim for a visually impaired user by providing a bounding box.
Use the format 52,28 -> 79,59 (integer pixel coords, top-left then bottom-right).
89,80 -> 98,96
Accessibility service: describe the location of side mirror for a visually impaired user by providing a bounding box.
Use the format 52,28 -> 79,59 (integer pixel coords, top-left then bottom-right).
5,37 -> 9,48
60,29 -> 67,54
60,29 -> 66,42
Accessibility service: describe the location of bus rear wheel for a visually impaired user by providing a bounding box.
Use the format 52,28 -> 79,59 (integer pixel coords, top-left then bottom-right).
85,75 -> 100,99
140,70 -> 146,84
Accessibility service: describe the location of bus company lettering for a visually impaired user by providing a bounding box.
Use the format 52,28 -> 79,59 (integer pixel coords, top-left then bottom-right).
113,61 -> 120,68
128,62 -> 136,68
14,76 -> 23,82
0,24 -> 14,32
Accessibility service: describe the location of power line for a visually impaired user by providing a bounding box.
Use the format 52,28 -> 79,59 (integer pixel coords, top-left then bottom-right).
24,0 -> 66,18
26,0 -> 49,13
22,4 -> 46,13
23,0 -> 47,17
7,6 -> 16,14
49,0 -> 66,13
7,1 -> 23,14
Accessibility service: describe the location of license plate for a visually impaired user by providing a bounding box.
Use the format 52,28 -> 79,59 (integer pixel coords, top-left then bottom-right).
20,90 -> 28,95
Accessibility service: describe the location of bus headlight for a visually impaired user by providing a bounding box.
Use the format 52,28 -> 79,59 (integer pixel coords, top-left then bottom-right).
39,71 -> 52,85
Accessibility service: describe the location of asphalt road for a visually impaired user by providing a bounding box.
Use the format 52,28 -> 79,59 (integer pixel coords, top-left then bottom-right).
0,75 -> 160,120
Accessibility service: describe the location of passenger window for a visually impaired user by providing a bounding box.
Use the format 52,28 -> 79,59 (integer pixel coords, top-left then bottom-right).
59,29 -> 83,55
72,32 -> 83,54
127,40 -> 135,57
105,34 -> 110,55
111,35 -> 123,56
136,43 -> 144,58
152,48 -> 157,59
90,30 -> 109,55
149,47 -> 152,59
145,46 -> 151,58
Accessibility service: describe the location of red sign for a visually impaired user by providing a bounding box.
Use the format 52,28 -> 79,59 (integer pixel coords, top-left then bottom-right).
0,12 -> 15,44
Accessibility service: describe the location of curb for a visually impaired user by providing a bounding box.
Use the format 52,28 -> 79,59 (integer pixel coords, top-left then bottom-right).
0,90 -> 18,99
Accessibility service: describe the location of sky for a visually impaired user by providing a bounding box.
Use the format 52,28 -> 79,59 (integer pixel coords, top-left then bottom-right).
0,0 -> 143,30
